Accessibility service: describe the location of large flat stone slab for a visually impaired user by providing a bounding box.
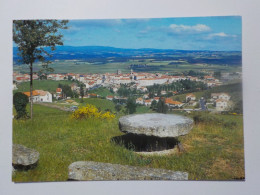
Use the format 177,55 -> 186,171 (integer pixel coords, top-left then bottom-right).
68,161 -> 188,180
12,144 -> 40,170
119,113 -> 193,138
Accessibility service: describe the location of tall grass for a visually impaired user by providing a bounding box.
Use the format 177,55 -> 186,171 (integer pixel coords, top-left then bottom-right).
13,104 -> 244,182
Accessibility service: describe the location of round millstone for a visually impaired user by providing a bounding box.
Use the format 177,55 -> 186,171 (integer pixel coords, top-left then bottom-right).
119,113 -> 193,138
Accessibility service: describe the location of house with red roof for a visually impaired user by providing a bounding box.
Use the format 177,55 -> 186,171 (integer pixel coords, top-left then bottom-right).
153,97 -> 160,102
144,99 -> 152,106
23,90 -> 52,103
106,95 -> 114,101
136,97 -> 144,105
56,88 -> 62,94
186,93 -> 196,102
165,98 -> 183,108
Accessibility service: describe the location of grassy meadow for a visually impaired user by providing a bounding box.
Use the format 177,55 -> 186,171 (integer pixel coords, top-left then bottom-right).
13,100 -> 244,182
88,87 -> 114,98
14,80 -> 74,93
13,59 -> 242,74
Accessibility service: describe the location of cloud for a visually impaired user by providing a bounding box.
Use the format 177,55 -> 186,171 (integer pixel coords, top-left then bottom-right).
168,24 -> 211,34
205,32 -> 237,40
136,27 -> 154,38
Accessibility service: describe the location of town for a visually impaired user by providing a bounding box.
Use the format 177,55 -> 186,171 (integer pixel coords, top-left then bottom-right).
13,69 -> 241,112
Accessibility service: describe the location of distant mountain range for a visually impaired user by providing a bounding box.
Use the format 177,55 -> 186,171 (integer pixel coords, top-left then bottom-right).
13,46 -> 242,66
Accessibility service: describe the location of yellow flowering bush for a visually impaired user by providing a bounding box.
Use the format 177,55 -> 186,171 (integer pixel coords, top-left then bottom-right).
71,104 -> 115,120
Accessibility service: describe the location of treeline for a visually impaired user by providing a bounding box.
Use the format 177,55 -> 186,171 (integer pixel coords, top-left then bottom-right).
147,80 -> 207,96
117,85 -> 144,97
57,84 -> 78,99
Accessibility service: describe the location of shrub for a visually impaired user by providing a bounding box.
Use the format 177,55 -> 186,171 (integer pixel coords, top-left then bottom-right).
192,112 -> 237,128
126,97 -> 137,114
71,104 -> 115,120
193,112 -> 216,124
223,121 -> 237,129
13,92 -> 29,119
115,104 -> 122,112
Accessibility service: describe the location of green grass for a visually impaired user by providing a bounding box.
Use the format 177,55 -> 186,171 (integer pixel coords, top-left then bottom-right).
14,80 -> 74,93
88,87 -> 114,98
13,104 -> 244,182
136,105 -> 154,114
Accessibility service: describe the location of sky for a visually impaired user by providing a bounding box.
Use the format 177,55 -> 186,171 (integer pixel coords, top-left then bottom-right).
61,16 -> 241,51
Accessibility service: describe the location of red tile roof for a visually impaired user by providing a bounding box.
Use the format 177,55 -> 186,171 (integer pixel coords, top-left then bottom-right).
23,91 -> 40,97
165,98 -> 182,105
56,88 -> 62,92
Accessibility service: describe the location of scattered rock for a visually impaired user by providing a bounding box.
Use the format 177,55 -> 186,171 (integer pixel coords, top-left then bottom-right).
119,113 -> 193,138
12,144 -> 40,170
68,161 -> 188,181
177,142 -> 185,153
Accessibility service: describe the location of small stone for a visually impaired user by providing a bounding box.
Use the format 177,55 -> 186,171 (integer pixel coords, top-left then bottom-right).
119,113 -> 193,138
12,144 -> 40,170
68,161 -> 188,181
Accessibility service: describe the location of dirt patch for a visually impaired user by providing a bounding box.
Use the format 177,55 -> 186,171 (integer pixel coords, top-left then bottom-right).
36,103 -> 70,111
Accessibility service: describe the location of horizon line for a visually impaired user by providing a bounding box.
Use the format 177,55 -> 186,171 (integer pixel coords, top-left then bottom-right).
13,45 -> 242,52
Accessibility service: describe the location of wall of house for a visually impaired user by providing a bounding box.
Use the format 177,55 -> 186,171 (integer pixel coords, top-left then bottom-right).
39,92 -> 52,103
216,101 -> 227,111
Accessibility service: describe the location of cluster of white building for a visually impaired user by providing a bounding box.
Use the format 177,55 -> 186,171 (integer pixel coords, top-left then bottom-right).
13,72 -> 39,83
211,93 -> 231,111
106,95 -> 184,108
13,69 -> 223,93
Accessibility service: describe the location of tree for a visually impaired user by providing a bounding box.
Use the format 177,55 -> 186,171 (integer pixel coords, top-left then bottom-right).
214,71 -> 221,79
117,86 -> 130,97
157,89 -> 161,96
80,84 -> 84,103
232,100 -> 243,114
150,100 -> 157,110
148,92 -> 154,99
188,70 -> 197,76
59,84 -> 74,98
157,98 -> 168,114
115,104 -> 122,112
126,97 -> 137,114
13,92 -> 29,119
68,75 -> 73,81
13,20 -> 68,119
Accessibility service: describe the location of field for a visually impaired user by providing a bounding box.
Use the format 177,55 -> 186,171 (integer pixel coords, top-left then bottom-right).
13,59 -> 242,74
88,87 -> 114,98
14,80 -> 74,93
12,100 -> 244,182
